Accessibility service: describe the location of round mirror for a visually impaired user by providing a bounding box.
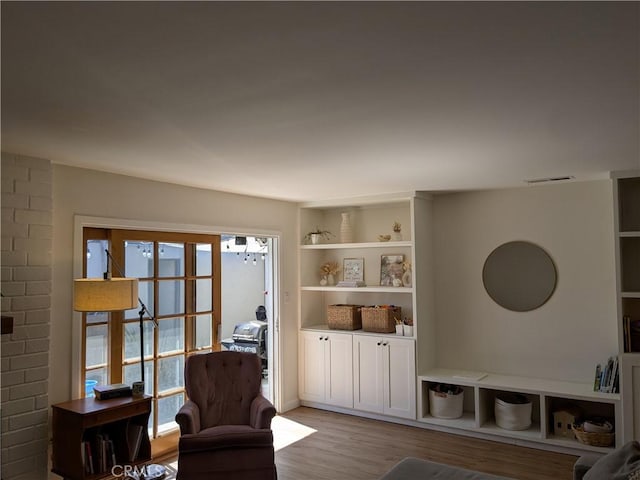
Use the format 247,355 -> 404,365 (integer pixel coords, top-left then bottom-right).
482,241 -> 557,312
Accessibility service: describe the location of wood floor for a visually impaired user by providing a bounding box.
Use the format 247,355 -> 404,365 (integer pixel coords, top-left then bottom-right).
159,406 -> 579,480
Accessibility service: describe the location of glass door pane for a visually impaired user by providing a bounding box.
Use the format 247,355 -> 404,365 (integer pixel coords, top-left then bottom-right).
158,393 -> 184,434
124,320 -> 155,360
195,279 -> 212,312
158,280 -> 185,316
125,241 -> 154,278
85,325 -> 107,368
195,314 -> 212,349
158,318 -> 185,354
196,243 -> 212,276
159,243 -> 185,277
86,240 -> 108,278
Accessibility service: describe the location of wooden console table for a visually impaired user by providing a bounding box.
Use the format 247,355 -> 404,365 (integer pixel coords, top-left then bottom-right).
51,395 -> 152,480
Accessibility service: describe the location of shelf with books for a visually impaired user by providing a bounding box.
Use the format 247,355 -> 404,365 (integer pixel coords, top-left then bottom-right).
51,395 -> 152,480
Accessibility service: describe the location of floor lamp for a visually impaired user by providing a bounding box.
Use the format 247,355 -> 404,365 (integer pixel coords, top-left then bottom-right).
73,250 -> 165,479
74,249 -> 155,389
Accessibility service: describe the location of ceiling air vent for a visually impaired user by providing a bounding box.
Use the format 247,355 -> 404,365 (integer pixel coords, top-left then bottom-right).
525,176 -> 575,185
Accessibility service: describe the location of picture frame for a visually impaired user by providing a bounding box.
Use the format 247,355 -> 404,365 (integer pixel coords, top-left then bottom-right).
343,257 -> 365,282
380,254 -> 404,286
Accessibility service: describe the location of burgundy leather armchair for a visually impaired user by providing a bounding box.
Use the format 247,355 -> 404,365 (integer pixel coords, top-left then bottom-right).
175,351 -> 277,480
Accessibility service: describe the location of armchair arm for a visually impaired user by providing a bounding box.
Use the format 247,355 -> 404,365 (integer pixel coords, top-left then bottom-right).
573,454 -> 599,480
175,399 -> 201,435
250,394 -> 276,429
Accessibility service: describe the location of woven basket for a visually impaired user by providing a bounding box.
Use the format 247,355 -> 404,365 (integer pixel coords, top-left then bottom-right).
327,304 -> 362,330
571,424 -> 615,447
361,306 -> 401,333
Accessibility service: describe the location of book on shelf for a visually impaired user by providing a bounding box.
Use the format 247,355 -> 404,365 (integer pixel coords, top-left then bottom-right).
336,281 -> 366,287
594,356 -> 619,393
593,364 -> 602,391
107,439 -> 116,470
624,315 -> 631,352
127,424 -> 144,462
82,441 -> 94,474
82,432 -> 119,474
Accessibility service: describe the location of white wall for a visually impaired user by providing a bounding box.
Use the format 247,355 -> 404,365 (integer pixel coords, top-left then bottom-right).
432,180 -> 618,383
51,164 -> 299,410
221,251 -> 267,340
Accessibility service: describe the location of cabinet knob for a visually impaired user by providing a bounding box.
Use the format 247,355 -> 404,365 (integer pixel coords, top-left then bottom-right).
377,341 -> 381,346
383,342 -> 388,346
324,336 -> 329,341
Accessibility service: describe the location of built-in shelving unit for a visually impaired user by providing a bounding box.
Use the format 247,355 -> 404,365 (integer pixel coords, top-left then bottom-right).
612,171 -> 640,443
298,193 -> 434,421
614,174 -> 640,354
298,195 -> 419,336
418,369 -> 621,453
297,186 -> 631,453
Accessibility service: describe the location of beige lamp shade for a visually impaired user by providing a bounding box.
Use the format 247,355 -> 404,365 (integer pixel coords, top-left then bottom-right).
73,278 -> 139,312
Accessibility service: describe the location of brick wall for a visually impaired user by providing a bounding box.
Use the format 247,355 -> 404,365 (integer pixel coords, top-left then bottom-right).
1,153 -> 52,479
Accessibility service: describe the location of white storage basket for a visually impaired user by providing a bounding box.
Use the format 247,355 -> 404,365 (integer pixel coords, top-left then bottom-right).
429,384 -> 464,419
494,393 -> 532,431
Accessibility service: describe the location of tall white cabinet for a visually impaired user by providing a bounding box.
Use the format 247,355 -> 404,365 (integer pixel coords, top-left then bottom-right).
297,193 -> 434,421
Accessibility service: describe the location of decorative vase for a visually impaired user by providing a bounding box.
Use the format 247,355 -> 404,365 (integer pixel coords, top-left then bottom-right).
402,269 -> 412,287
310,233 -> 321,245
320,276 -> 328,286
392,231 -> 402,241
327,273 -> 335,286
340,212 -> 354,243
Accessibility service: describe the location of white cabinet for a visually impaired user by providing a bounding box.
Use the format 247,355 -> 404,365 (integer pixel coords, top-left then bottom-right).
299,330 -> 353,408
621,354 -> 640,442
353,335 -> 416,419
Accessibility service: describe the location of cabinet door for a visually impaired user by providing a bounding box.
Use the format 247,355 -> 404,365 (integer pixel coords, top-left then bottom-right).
299,331 -> 327,403
383,338 -> 416,419
353,336 -> 384,413
326,333 -> 354,408
622,354 -> 640,442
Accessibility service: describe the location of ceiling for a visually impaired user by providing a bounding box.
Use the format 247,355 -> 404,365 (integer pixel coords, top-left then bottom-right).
2,1 -> 638,202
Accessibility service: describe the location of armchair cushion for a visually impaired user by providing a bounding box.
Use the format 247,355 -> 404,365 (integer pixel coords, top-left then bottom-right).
179,425 -> 274,453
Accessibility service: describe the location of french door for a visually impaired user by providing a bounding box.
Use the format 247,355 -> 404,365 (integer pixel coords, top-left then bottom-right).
82,228 -> 220,449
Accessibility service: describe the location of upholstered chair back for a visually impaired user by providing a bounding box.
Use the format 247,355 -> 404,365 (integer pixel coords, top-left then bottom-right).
184,351 -> 262,430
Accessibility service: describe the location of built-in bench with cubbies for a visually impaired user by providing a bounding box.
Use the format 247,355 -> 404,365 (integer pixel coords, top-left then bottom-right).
418,369 -> 621,454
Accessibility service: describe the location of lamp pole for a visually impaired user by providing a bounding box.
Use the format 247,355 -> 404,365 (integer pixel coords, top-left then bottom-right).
104,249 -> 157,385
